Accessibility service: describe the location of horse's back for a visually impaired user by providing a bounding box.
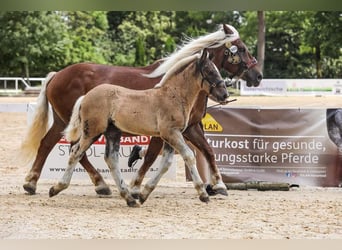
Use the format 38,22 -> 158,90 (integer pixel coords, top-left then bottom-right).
45,62 -> 161,123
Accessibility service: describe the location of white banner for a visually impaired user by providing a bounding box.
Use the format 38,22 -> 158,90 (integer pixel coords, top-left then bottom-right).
240,79 -> 342,96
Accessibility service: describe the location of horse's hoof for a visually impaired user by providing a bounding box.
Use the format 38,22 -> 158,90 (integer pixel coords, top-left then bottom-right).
131,192 -> 140,200
128,145 -> 142,167
49,187 -> 58,197
127,199 -> 140,208
95,187 -> 112,196
206,184 -> 228,196
199,194 -> 210,203
215,188 -> 228,196
205,184 -> 218,196
23,183 -> 36,195
138,194 -> 147,205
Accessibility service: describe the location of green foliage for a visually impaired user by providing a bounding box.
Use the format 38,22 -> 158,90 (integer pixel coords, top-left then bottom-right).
0,11 -> 340,78
62,11 -> 112,65
0,11 -> 70,77
108,11 -> 176,66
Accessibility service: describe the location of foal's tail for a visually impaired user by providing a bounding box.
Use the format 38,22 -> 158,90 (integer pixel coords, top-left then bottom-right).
20,71 -> 56,165
64,96 -> 84,143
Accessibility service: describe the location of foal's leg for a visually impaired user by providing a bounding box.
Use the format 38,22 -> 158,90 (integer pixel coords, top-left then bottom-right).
103,126 -> 138,207
183,123 -> 228,196
139,142 -> 175,204
168,132 -> 209,203
130,137 -> 164,199
141,131 -> 209,204
49,139 -> 92,197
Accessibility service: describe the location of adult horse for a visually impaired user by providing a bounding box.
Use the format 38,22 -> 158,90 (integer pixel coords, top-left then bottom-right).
49,50 -> 228,207
21,24 -> 262,196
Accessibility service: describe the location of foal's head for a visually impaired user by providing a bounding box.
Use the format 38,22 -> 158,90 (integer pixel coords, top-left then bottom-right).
197,49 -> 229,103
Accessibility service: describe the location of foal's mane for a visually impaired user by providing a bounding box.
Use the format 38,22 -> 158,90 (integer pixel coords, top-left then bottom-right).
153,53 -> 200,88
147,24 -> 240,79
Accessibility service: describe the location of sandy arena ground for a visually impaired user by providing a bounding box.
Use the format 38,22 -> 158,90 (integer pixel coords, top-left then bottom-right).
0,96 -> 341,239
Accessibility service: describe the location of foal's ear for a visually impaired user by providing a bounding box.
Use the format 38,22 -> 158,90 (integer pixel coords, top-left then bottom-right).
200,49 -> 209,62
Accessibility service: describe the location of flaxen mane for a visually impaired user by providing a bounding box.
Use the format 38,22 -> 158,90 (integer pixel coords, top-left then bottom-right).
146,24 -> 239,78
153,53 -> 200,88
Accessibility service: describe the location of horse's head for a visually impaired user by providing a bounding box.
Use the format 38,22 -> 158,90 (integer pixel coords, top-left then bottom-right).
210,24 -> 263,87
197,49 -> 229,103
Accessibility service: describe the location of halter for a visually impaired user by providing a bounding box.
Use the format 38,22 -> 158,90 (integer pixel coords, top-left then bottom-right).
198,62 -> 225,94
221,41 -> 258,78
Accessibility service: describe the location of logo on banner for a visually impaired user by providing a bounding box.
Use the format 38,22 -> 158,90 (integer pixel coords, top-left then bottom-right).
202,113 -> 223,132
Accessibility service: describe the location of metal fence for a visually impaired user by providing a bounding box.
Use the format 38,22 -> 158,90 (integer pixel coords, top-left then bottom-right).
0,77 -> 45,93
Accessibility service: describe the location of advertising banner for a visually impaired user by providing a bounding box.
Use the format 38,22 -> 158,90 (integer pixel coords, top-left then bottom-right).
27,104 -> 177,180
240,79 -> 342,96
202,107 -> 342,187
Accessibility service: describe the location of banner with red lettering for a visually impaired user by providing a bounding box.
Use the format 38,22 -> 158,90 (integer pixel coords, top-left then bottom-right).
201,107 -> 342,187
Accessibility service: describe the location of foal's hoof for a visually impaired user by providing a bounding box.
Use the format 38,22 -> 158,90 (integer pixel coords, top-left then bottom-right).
95,186 -> 112,196
205,184 -> 228,196
23,183 -> 37,195
199,194 -> 210,203
127,199 -> 140,208
205,184 -> 218,196
128,145 -> 142,167
49,187 -> 59,197
215,188 -> 228,196
138,194 -> 147,205
131,192 -> 140,200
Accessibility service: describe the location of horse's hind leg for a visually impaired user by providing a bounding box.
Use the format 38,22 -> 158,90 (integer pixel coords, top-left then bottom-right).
23,112 -> 111,196
130,137 -> 163,199
183,123 -> 228,196
23,114 -> 65,195
104,125 -> 138,207
78,155 -> 111,196
139,142 -> 174,204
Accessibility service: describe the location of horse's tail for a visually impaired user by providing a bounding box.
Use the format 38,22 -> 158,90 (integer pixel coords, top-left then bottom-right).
20,71 -> 56,165
64,96 -> 84,143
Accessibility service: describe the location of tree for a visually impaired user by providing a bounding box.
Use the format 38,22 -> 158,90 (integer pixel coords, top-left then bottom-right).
61,11 -> 112,65
0,11 -> 113,78
302,11 -> 342,78
108,11 -> 176,66
0,11 -> 70,78
258,12 -> 314,78
257,11 -> 265,73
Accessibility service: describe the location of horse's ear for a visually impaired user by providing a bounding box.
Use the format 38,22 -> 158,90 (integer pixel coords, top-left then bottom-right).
223,24 -> 234,35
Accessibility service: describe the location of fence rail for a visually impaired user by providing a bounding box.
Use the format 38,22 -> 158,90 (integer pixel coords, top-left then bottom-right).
0,77 -> 45,93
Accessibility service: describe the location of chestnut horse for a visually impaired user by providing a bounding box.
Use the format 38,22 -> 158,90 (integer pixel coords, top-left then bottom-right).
21,24 -> 262,196
49,50 -> 228,207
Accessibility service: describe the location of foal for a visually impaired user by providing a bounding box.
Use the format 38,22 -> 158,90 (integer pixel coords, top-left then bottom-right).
49,50 -> 228,207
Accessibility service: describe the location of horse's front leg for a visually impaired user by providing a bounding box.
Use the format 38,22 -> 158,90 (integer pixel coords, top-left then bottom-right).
183,123 -> 228,196
104,126 -> 139,207
130,137 -> 164,199
139,142 -> 174,204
